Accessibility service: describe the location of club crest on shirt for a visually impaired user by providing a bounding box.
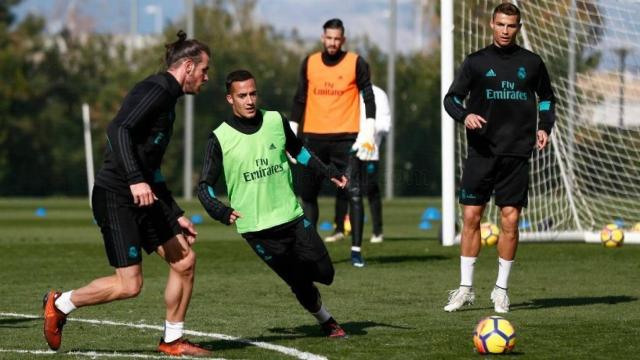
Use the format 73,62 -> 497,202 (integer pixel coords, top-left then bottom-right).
517,66 -> 526,80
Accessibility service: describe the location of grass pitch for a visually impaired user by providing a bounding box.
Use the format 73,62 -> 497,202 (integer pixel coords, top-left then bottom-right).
1,197 -> 639,359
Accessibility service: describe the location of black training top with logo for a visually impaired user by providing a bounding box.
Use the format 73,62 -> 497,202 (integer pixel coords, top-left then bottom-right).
94,72 -> 184,218
443,44 -> 556,157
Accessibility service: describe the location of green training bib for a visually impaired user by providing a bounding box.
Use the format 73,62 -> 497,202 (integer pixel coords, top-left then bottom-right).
214,110 -> 303,233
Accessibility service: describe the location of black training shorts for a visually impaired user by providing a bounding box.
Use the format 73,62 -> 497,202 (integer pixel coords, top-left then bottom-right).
91,186 -> 181,268
459,155 -> 530,207
242,216 -> 329,265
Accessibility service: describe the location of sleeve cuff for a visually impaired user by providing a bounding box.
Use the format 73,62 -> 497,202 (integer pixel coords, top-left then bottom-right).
221,207 -> 234,225
126,172 -> 145,185
456,111 -> 470,124
539,123 -> 553,135
172,205 -> 185,219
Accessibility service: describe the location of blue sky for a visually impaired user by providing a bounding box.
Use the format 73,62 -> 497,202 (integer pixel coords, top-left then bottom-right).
13,0 -> 436,53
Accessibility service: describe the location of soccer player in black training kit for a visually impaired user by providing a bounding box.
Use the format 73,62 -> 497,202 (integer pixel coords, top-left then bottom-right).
198,70 -> 348,338
290,18 -> 377,267
43,31 -> 212,357
442,3 -> 555,313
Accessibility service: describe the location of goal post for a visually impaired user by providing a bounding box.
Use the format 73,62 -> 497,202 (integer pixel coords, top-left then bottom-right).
441,0 -> 640,245
441,0 -> 456,246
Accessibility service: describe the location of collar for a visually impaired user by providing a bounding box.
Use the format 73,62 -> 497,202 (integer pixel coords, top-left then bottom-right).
225,110 -> 263,135
490,43 -> 520,56
161,72 -> 185,98
321,50 -> 346,66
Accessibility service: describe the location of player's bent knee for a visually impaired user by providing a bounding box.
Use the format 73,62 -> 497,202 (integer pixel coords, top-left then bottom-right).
114,266 -> 143,299
315,258 -> 335,285
502,215 -> 519,228
169,250 -> 196,276
463,211 -> 483,227
317,269 -> 334,285
500,213 -> 520,232
119,278 -> 143,299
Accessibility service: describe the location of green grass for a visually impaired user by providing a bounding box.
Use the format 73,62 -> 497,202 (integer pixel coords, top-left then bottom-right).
1,197 -> 639,359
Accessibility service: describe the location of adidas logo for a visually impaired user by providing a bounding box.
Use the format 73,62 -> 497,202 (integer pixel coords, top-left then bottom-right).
269,143 -> 277,150
485,69 -> 496,77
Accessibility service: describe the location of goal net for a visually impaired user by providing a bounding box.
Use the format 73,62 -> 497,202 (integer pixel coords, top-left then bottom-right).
447,0 -> 640,244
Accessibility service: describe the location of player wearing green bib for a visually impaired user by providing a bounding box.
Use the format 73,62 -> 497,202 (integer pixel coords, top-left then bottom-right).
197,70 -> 348,338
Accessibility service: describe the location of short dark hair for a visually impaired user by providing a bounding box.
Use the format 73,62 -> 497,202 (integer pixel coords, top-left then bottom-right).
225,70 -> 255,94
493,3 -> 521,23
164,30 -> 211,68
323,18 -> 345,36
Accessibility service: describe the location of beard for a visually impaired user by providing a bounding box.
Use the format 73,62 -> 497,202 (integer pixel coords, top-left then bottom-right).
184,75 -> 200,94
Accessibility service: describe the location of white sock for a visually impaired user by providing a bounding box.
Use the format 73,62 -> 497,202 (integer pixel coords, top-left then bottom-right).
496,257 -> 514,290
311,304 -> 332,323
54,291 -> 77,315
460,256 -> 477,287
164,321 -> 184,343
351,246 -> 361,252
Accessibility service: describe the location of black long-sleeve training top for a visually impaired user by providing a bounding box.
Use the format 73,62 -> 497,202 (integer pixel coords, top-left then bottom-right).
290,49 -> 376,139
94,72 -> 184,218
197,111 -> 340,224
443,44 -> 556,157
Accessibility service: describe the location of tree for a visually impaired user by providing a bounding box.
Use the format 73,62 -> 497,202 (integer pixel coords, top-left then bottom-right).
0,2 -> 138,195
1,0 -> 446,198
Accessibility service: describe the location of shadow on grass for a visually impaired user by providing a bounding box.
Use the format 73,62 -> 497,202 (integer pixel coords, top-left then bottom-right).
440,295 -> 638,314
511,295 -> 637,310
0,316 -> 37,328
334,254 -> 449,265
199,320 -> 413,352
378,236 -> 434,242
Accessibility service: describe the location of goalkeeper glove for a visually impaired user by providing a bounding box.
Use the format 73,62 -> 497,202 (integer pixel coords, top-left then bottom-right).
352,118 -> 376,160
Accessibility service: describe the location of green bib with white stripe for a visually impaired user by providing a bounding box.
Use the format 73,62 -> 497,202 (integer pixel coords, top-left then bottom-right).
214,110 -> 303,233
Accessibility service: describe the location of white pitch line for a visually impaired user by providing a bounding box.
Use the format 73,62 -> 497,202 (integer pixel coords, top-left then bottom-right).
0,312 -> 328,360
0,348 -> 222,359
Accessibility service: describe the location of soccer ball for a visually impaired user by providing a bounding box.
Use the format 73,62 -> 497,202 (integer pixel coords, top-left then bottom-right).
480,222 -> 500,246
600,224 -> 624,248
473,316 -> 516,354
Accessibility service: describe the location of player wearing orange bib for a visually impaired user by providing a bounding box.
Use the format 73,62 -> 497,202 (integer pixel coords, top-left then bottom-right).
290,18 -> 376,267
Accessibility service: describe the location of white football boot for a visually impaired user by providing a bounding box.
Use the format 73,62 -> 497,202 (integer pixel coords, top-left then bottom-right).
490,287 -> 510,313
324,232 -> 345,243
444,287 -> 475,312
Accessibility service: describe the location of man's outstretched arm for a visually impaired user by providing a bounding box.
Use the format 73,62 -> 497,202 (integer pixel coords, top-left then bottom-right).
282,114 -> 346,188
